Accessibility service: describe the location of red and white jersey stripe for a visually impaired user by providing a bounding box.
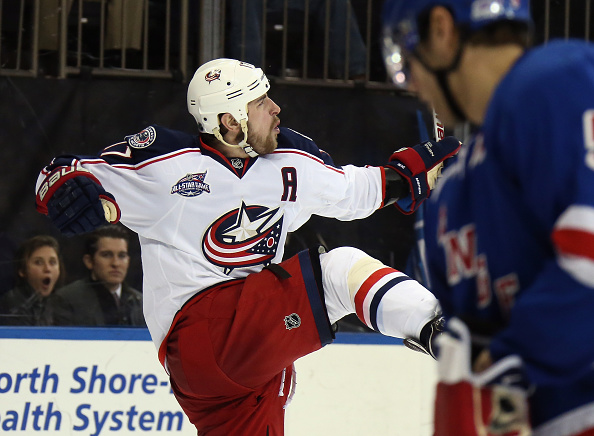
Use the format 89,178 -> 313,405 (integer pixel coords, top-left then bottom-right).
552,204 -> 594,288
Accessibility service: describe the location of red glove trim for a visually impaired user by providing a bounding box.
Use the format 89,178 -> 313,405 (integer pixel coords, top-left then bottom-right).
36,166 -> 103,215
379,166 -> 387,208
390,147 -> 427,175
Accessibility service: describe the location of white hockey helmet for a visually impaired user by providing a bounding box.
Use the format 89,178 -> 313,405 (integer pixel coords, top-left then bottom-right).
187,58 -> 270,157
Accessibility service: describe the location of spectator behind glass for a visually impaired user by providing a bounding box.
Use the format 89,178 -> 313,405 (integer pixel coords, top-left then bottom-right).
0,235 -> 64,325
47,225 -> 145,327
227,0 -> 367,79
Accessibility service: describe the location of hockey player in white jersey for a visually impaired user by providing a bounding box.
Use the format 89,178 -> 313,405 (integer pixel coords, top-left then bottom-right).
35,58 -> 460,435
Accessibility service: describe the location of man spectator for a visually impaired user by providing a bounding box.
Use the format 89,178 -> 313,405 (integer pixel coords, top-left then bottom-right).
47,225 -> 145,326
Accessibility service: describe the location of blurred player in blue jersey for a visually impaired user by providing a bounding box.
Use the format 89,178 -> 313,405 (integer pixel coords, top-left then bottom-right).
383,0 -> 594,435
34,57 -> 460,435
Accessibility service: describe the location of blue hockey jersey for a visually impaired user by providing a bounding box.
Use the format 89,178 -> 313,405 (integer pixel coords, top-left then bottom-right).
424,40 -> 594,392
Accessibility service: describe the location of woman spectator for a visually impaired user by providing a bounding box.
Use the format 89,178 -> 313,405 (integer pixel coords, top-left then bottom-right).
0,235 -> 64,325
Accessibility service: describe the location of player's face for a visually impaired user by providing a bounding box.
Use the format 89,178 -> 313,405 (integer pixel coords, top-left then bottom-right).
408,55 -> 456,125
20,245 -> 60,297
405,9 -> 467,126
85,237 -> 130,291
246,94 -> 281,155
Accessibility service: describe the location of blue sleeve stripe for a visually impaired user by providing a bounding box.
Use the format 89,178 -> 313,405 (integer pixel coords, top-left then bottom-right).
369,276 -> 413,332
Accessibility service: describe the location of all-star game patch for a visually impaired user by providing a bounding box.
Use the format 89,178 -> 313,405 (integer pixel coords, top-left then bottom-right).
126,126 -> 157,149
171,172 -> 211,197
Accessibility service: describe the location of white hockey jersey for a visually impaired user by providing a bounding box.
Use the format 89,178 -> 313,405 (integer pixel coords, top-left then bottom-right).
38,126 -> 385,350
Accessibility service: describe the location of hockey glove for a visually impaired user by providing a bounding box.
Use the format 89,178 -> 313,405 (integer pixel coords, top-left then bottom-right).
385,136 -> 461,214
403,315 -> 445,360
434,318 -> 531,436
36,164 -> 120,236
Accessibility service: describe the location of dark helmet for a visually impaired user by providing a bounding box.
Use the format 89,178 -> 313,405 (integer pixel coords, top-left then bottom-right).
382,0 -> 532,88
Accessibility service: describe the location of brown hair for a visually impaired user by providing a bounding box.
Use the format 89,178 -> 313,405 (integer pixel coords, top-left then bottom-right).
14,235 -> 65,287
465,21 -> 533,48
417,7 -> 533,49
83,225 -> 130,257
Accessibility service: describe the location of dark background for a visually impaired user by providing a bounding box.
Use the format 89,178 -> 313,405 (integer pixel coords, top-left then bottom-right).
0,0 -> 588,305
0,75 -> 427,295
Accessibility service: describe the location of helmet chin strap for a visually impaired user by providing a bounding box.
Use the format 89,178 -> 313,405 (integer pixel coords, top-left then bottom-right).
413,43 -> 467,123
213,119 -> 259,158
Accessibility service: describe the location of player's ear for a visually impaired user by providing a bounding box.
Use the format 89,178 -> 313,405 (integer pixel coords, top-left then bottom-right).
220,113 -> 240,132
82,254 -> 94,271
426,6 -> 459,60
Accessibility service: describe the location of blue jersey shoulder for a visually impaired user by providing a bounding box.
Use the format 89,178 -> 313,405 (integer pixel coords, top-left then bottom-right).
506,40 -> 594,98
99,125 -> 200,165
276,127 -> 338,167
486,39 -> 594,213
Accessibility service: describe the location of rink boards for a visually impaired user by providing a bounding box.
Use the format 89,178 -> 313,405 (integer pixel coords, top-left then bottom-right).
0,328 -> 437,436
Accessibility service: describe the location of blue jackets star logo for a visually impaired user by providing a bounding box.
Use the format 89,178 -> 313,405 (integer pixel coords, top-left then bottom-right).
203,202 -> 283,272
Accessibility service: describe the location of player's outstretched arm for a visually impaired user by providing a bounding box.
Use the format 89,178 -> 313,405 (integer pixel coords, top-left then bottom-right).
36,161 -> 120,236
383,136 -> 461,214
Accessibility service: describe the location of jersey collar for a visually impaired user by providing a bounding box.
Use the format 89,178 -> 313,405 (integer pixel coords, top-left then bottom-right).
199,138 -> 258,178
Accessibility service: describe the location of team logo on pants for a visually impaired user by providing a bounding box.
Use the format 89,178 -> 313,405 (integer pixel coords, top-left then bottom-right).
203,202 -> 283,273
284,313 -> 301,330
